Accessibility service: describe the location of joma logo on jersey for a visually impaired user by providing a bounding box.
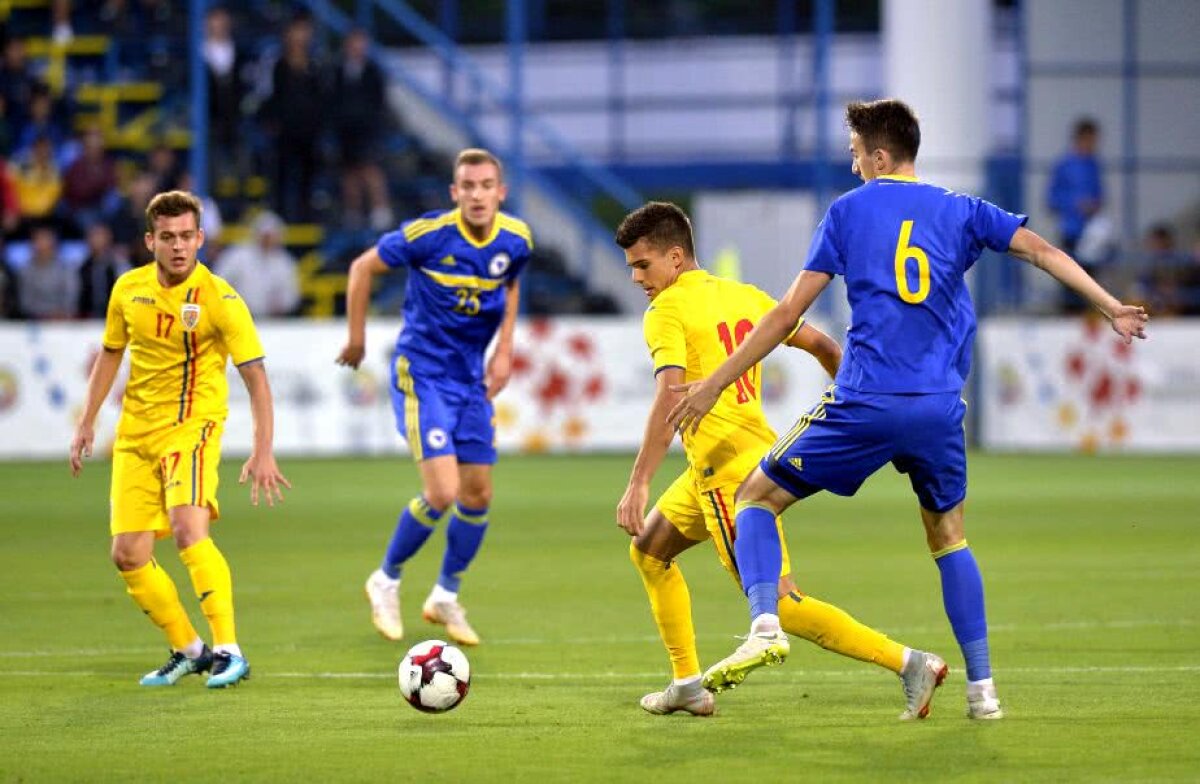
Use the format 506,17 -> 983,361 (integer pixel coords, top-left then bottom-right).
181,304 -> 201,330
132,296 -> 156,305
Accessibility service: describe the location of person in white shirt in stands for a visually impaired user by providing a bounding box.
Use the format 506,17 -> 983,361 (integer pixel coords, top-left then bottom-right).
214,210 -> 301,318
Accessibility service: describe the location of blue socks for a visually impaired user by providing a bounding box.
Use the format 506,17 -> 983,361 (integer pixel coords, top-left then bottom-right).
438,504 -> 489,593
934,543 -> 991,681
734,503 -> 783,621
381,497 -> 444,579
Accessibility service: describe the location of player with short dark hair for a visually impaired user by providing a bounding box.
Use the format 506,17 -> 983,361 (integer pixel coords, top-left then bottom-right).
338,148 -> 531,647
616,200 -> 949,720
669,99 -> 1147,719
70,189 -> 290,689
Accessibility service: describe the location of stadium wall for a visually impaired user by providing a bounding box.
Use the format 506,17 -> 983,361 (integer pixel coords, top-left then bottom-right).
1,319 -> 1192,459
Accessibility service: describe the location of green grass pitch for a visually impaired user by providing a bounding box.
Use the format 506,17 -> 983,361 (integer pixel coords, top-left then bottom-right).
2,452 -> 1198,782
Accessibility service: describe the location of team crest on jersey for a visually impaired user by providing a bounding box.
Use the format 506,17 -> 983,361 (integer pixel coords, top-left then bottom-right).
181,303 -> 201,331
427,428 -> 448,450
488,252 -> 511,277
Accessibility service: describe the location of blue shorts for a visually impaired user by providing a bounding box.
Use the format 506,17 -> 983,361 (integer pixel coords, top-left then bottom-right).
389,356 -> 496,465
760,385 -> 967,513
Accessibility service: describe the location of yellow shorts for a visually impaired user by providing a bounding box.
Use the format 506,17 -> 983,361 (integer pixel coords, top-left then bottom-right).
654,470 -> 792,585
110,419 -> 223,539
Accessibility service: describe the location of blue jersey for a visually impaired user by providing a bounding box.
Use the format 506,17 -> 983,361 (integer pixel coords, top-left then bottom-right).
804,175 -> 1026,394
378,208 -> 533,385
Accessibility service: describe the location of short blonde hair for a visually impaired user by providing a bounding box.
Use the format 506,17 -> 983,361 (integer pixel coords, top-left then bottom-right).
454,148 -> 504,181
145,190 -> 203,233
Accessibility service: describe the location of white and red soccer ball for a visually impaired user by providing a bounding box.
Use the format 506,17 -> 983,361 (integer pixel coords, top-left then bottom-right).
398,640 -> 471,713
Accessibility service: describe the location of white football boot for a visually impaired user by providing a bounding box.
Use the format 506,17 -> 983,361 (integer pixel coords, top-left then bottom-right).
967,680 -> 1005,720
898,650 -> 949,720
640,682 -> 715,716
365,569 -> 404,641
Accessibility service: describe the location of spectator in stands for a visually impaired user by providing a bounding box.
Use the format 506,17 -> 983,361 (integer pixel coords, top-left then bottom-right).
1048,118 -> 1104,259
62,127 -> 118,229
261,14 -> 325,223
108,171 -> 157,265
77,221 -> 128,318
1141,223 -> 1193,316
1048,118 -> 1106,312
0,39 -> 35,132
146,142 -> 181,194
0,253 -> 16,319
214,209 -> 301,317
203,6 -> 247,191
14,86 -> 68,164
16,223 -> 78,319
10,135 -> 63,235
332,29 -> 394,232
0,94 -> 13,155
51,0 -> 75,45
0,156 -> 18,237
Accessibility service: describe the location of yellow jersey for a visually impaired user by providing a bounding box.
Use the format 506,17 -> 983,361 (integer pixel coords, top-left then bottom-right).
643,269 -> 802,492
102,262 -> 264,440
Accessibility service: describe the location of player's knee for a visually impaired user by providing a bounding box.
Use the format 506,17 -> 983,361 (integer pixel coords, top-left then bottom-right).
423,487 -> 458,513
458,484 -> 492,510
110,543 -> 149,571
629,540 -> 660,573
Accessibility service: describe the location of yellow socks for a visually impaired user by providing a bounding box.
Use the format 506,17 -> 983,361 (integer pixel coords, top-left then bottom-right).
179,538 -> 237,646
630,543 -> 700,680
119,559 -> 199,651
778,591 -> 906,673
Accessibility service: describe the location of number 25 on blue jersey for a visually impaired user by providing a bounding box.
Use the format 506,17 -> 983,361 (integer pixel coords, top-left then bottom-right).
893,220 -> 930,304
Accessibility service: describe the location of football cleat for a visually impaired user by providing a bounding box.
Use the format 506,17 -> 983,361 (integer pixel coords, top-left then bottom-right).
365,569 -> 404,641
967,683 -> 1004,720
701,629 -> 790,693
422,599 -> 480,646
640,683 -> 715,716
898,650 -> 949,720
139,646 -> 213,686
206,652 -> 251,689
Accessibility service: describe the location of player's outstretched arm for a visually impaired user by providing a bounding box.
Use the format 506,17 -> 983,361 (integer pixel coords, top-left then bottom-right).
486,280 -> 521,399
336,247 -> 391,369
237,359 -> 291,507
69,347 -> 124,476
784,322 -> 842,378
1008,227 -> 1148,343
668,270 -> 833,433
618,367 -> 684,537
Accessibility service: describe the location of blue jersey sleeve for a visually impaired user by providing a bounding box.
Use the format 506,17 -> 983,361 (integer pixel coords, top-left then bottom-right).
969,197 -> 1028,255
378,227 -> 418,269
803,207 -> 845,276
507,238 -> 533,282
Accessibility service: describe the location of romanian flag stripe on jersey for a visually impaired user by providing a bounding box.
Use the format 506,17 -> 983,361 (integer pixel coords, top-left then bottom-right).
104,263 -> 263,440
642,269 -> 806,492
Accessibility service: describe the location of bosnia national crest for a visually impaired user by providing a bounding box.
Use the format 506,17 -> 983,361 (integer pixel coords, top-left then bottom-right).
488,252 -> 511,277
181,303 -> 201,331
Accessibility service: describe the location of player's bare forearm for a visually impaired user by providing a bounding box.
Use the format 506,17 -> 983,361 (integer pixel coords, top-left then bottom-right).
238,359 -> 276,455
630,370 -> 683,487
345,248 -> 388,344
710,271 -> 832,392
1008,227 -> 1121,315
785,322 -> 842,378
496,280 -> 521,355
80,347 -> 123,426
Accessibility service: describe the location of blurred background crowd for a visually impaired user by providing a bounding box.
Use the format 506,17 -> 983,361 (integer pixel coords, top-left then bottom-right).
0,0 -> 1197,323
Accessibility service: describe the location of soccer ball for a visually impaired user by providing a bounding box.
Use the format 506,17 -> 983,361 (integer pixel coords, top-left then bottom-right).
398,639 -> 471,713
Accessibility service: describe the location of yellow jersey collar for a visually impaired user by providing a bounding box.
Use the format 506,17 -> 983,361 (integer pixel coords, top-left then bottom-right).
876,174 -> 919,183
454,208 -> 502,248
